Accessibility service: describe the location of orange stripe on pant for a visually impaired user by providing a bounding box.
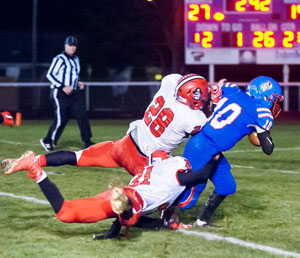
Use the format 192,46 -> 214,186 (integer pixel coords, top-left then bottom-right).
77,134 -> 148,176
56,190 -> 116,223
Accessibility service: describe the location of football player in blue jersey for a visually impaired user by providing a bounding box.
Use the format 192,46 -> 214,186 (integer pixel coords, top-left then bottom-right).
177,76 -> 284,227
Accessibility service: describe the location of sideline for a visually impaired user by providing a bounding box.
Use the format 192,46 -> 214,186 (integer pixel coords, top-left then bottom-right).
1,191 -> 299,257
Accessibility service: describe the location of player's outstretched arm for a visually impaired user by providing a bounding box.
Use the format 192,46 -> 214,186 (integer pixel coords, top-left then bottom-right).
177,154 -> 222,188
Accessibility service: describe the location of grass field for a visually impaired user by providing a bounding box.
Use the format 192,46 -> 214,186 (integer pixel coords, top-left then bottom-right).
0,119 -> 300,258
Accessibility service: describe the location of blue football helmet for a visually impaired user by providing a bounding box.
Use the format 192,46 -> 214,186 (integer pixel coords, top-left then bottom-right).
246,76 -> 284,118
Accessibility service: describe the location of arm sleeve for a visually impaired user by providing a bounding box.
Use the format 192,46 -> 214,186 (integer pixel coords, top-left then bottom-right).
177,155 -> 222,188
257,130 -> 274,155
46,57 -> 64,88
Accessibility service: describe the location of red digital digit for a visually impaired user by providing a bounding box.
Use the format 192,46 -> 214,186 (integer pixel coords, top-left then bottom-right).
264,31 -> 275,48
236,32 -> 243,47
236,0 -> 246,12
290,4 -> 300,20
200,4 -> 211,20
202,31 -> 213,48
188,4 -> 199,21
253,31 -> 275,48
283,31 -> 294,48
253,31 -> 264,48
260,0 -> 270,12
249,0 -> 260,11
235,0 -> 270,12
297,32 -> 300,43
193,32 -> 213,48
194,32 -> 200,43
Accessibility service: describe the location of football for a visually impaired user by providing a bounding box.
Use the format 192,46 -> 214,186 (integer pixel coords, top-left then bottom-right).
248,131 -> 261,147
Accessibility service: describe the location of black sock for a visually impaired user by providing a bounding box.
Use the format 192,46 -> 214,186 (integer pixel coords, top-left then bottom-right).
199,192 -> 227,222
45,151 -> 77,166
38,177 -> 64,214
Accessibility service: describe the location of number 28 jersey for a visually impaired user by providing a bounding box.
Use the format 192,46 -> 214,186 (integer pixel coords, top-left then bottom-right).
202,83 -> 274,151
127,74 -> 207,156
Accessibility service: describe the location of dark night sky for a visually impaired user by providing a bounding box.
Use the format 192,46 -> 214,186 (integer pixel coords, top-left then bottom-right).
0,0 -> 170,80
0,0 -> 300,83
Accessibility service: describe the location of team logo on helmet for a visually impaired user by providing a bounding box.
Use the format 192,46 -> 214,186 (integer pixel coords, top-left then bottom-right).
193,88 -> 202,100
260,80 -> 273,93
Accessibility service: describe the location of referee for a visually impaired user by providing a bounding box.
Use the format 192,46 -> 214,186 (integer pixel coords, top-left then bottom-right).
40,36 -> 94,152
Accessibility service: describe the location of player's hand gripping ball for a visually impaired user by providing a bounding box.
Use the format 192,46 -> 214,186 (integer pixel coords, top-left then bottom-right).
248,131 -> 261,147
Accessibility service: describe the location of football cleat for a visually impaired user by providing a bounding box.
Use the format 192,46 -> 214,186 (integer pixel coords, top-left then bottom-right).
40,139 -> 54,152
168,221 -> 192,230
194,218 -> 209,227
194,218 -> 217,228
1,111 -> 14,127
2,151 -> 43,180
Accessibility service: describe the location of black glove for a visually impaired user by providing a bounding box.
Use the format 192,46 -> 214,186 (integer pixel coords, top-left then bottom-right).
93,219 -> 122,240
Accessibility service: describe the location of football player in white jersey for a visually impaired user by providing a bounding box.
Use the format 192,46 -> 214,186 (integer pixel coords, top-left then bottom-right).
2,150 -> 221,238
4,74 -> 209,176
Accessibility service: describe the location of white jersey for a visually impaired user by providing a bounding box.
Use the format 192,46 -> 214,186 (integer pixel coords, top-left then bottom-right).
127,74 -> 207,156
128,156 -> 189,213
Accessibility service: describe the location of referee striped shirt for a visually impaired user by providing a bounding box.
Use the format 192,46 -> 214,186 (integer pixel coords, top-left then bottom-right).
46,52 -> 81,90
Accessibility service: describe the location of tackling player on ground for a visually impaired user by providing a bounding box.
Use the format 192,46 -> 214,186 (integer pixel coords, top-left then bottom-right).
2,150 -> 221,238
178,76 -> 284,227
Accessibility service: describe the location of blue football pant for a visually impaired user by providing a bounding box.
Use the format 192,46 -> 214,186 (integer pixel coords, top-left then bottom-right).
178,133 -> 236,209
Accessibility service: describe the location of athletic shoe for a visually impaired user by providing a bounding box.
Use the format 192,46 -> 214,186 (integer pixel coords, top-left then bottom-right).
40,139 -> 53,152
194,218 -> 216,227
194,218 -> 208,227
168,222 -> 192,230
2,151 -> 44,181
1,111 -> 14,127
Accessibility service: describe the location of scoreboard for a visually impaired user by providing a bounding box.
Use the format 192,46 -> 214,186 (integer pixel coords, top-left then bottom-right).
185,0 -> 300,64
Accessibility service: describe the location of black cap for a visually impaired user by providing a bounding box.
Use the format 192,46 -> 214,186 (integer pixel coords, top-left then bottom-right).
65,36 -> 78,46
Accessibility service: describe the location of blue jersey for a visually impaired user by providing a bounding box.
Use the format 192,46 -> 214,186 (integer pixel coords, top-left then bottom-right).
201,83 -> 274,152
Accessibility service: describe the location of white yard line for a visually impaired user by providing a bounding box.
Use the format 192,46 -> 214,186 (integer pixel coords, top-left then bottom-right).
231,164 -> 300,174
0,191 -> 49,205
178,229 -> 300,258
0,140 -> 79,150
0,140 -> 40,146
0,191 -> 299,257
227,147 -> 300,153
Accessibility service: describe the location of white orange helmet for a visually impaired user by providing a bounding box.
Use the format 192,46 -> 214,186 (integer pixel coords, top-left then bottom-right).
175,74 -> 209,110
